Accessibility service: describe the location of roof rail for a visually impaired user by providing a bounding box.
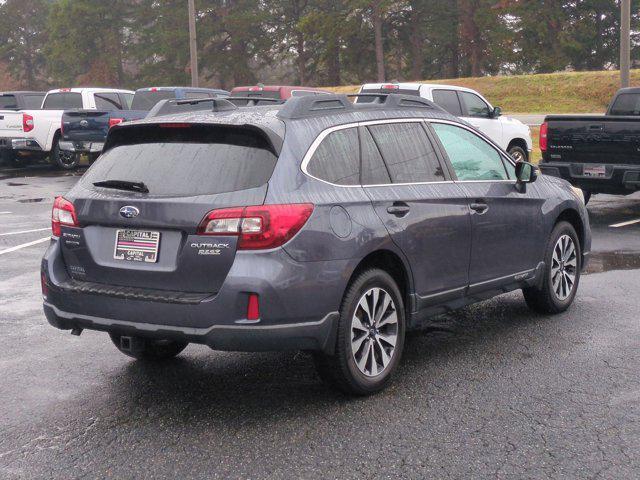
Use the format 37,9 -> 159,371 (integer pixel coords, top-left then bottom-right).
227,96 -> 286,107
276,93 -> 437,120
147,97 -> 238,118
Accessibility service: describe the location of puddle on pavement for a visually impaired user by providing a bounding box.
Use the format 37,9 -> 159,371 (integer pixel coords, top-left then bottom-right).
585,251 -> 640,274
17,198 -> 45,203
7,182 -> 28,186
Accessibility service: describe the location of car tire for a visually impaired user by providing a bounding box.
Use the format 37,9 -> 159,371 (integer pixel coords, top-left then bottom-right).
582,190 -> 592,205
313,268 -> 406,396
109,333 -> 188,361
508,145 -> 528,163
523,221 -> 581,314
51,140 -> 79,170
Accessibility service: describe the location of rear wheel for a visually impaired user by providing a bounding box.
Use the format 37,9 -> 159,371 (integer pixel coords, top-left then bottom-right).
109,333 -> 188,361
523,221 -> 581,314
314,269 -> 405,395
51,140 -> 79,169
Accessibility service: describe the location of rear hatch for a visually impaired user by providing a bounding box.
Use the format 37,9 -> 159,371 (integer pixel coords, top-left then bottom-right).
545,115 -> 640,165
61,123 -> 280,294
62,110 -> 110,142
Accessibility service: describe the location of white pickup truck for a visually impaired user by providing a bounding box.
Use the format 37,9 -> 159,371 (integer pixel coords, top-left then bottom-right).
357,83 -> 533,162
0,87 -> 133,169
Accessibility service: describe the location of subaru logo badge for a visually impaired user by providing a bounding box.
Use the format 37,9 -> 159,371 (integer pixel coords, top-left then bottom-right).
119,206 -> 139,218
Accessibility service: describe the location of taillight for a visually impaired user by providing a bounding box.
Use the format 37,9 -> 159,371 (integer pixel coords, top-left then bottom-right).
108,118 -> 124,128
23,113 -> 34,132
381,84 -> 399,91
247,293 -> 260,321
539,122 -> 548,153
197,204 -> 314,250
41,272 -> 49,297
51,196 -> 78,237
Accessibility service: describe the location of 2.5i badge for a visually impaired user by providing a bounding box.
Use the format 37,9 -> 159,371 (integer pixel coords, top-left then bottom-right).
114,229 -> 161,263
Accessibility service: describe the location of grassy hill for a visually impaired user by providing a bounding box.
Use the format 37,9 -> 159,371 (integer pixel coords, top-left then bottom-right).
326,69 -> 640,114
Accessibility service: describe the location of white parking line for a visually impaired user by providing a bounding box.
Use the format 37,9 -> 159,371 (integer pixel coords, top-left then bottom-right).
0,237 -> 50,255
0,211 -> 11,215
610,218 -> 640,228
0,227 -> 50,236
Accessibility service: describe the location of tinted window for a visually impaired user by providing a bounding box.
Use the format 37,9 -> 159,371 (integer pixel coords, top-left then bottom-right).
608,93 -> 640,116
307,128 -> 359,185
23,94 -> 45,109
459,92 -> 491,118
291,90 -> 317,97
185,91 -> 210,99
0,95 -> 17,109
83,126 -> 277,196
130,90 -> 176,110
356,88 -> 420,103
360,127 -> 391,185
43,93 -> 82,110
432,123 -> 509,181
94,92 -> 123,111
120,93 -> 134,109
231,90 -> 281,100
367,122 -> 445,183
432,90 -> 462,116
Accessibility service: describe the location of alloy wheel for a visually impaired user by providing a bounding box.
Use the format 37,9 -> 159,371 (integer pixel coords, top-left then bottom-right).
551,234 -> 577,301
350,287 -> 398,377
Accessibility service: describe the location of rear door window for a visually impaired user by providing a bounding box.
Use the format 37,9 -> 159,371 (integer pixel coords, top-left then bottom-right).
608,93 -> 640,115
367,122 -> 445,183
83,126 -> 278,196
94,92 -> 123,110
360,127 -> 391,185
432,123 -> 511,180
306,128 -> 360,185
23,94 -> 45,109
432,90 -> 463,116
43,93 -> 83,110
0,95 -> 17,109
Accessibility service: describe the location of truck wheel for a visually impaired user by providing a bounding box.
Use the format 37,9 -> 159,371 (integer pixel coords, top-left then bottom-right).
313,269 -> 406,395
109,333 -> 188,361
51,140 -> 79,169
523,221 -> 581,314
508,145 -> 528,163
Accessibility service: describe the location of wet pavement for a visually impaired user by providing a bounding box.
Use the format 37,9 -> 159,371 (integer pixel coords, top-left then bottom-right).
0,168 -> 639,479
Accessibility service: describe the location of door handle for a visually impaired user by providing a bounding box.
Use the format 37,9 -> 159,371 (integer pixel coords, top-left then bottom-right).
470,202 -> 489,215
387,203 -> 410,217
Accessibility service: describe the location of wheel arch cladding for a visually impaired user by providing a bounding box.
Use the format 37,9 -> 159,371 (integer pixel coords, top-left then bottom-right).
507,137 -> 529,153
556,209 -> 585,254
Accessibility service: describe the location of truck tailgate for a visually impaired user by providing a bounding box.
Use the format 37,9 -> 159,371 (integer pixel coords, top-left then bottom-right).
62,110 -> 110,142
0,111 -> 24,134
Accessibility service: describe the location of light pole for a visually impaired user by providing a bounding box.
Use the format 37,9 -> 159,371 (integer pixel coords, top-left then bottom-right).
621,0 -> 631,88
188,0 -> 199,87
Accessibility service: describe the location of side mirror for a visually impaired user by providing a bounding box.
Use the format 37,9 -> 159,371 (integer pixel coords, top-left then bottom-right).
515,161 -> 539,192
491,106 -> 502,118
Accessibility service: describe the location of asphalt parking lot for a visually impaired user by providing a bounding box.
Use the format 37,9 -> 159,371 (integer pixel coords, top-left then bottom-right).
1,165 -> 639,479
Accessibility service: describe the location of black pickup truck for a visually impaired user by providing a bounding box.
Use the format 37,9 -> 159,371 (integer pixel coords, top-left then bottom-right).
539,87 -> 640,203
59,87 -> 229,164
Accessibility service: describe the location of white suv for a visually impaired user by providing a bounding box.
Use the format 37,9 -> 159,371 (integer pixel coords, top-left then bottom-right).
358,83 -> 532,162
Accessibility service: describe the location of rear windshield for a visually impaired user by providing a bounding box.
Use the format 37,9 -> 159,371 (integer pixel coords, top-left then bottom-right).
0,95 -> 17,109
23,94 -> 45,109
608,93 -> 640,116
82,125 -> 278,197
356,88 -> 420,103
131,90 -> 176,111
43,92 -> 82,110
231,90 -> 281,99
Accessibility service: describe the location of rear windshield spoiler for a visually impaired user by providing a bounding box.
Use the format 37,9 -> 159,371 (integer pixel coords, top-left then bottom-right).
103,122 -> 284,157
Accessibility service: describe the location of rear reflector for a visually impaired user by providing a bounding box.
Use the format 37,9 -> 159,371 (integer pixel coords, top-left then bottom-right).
41,272 -> 48,297
539,122 -> 548,152
197,203 -> 314,250
52,196 -> 79,237
247,293 -> 260,321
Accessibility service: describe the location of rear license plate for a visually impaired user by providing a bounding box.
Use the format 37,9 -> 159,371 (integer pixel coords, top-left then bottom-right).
583,165 -> 606,177
114,229 -> 160,263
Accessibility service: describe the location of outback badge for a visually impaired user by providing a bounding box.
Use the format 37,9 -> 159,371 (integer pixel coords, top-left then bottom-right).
119,206 -> 140,218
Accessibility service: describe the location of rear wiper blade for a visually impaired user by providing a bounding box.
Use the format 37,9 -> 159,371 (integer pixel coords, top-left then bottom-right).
93,179 -> 149,193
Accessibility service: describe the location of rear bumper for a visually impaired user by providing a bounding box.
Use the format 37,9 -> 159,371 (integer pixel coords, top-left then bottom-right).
0,137 -> 43,151
41,239 -> 347,353
540,162 -> 640,194
58,140 -> 104,153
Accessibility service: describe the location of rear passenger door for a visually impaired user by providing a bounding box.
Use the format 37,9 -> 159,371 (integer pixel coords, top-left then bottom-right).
362,120 -> 471,307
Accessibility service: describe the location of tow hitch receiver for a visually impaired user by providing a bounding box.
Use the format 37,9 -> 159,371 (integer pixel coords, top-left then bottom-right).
119,336 -> 145,353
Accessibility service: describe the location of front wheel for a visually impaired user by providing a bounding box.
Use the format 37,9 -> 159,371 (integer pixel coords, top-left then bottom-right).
314,269 -> 406,395
508,145 -> 528,163
523,221 -> 581,314
51,140 -> 79,170
109,333 -> 188,361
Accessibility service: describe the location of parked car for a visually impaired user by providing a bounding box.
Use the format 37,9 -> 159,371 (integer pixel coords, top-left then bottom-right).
0,88 -> 134,169
230,84 -> 330,105
357,82 -> 532,162
60,87 -> 229,165
0,91 -> 46,166
42,93 -> 590,395
539,87 -> 640,204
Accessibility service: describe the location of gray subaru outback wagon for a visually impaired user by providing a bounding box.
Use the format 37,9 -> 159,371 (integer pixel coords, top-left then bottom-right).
42,94 -> 591,395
